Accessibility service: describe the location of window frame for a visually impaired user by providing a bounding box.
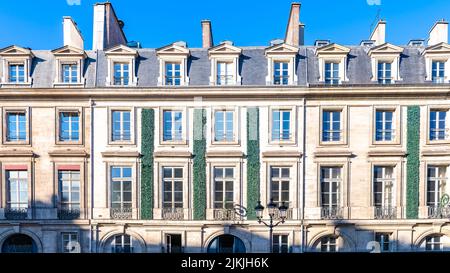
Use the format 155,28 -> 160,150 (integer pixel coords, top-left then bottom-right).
269,106 -> 296,145
272,234 -> 289,253
8,63 -> 25,83
157,163 -> 189,220
426,165 -> 448,207
375,232 -> 392,252
319,106 -> 347,146
61,62 -> 79,84
431,60 -> 446,83
56,108 -> 83,145
324,62 -> 340,85
159,107 -> 187,146
377,61 -> 392,84
211,107 -> 239,145
108,108 -> 135,145
58,169 -> 81,211
61,232 -> 80,253
371,106 -> 401,145
109,166 -> 133,211
425,235 -> 443,252
212,166 -> 235,210
5,169 -> 29,210
372,165 -> 395,208
2,108 -> 30,145
161,166 -> 184,209
427,106 -> 450,144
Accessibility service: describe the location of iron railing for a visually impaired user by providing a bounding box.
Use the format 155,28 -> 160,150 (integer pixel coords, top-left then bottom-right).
321,207 -> 344,220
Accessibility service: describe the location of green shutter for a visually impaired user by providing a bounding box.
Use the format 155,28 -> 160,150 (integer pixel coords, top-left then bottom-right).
406,106 -> 420,219
246,107 -> 260,220
193,109 -> 207,220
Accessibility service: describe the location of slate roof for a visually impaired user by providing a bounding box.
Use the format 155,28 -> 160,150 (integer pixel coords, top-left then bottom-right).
15,45 -> 430,88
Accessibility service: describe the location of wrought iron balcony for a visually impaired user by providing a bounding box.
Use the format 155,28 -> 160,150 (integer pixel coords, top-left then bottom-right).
428,206 -> 450,219
110,207 -> 133,220
374,206 -> 397,219
58,208 -> 81,220
216,75 -> 234,85
213,209 -> 242,221
4,207 -> 28,220
162,208 -> 184,220
272,208 -> 293,220
321,207 -> 344,220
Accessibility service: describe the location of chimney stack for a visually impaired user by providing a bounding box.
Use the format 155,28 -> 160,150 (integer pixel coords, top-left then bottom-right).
201,20 -> 213,48
429,20 -> 448,46
92,2 -> 127,50
369,20 -> 386,46
284,3 -> 301,46
63,17 -> 84,49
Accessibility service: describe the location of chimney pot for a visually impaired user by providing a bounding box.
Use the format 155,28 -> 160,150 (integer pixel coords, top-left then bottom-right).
284,3 -> 301,46
201,20 -> 213,48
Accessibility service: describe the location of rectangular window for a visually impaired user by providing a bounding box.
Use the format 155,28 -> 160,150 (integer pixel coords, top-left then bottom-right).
163,110 -> 183,141
113,63 -> 129,86
321,167 -> 341,208
270,167 -> 290,206
111,110 -> 131,142
426,236 -> 442,251
166,234 -> 182,253
162,167 -> 183,209
113,234 -> 132,253
59,170 -> 80,210
272,110 -> 291,141
213,167 -> 234,209
9,64 -> 24,83
59,112 -> 80,142
111,167 -> 132,209
373,166 -> 394,208
165,62 -> 181,86
217,62 -> 233,85
6,112 -> 26,142
62,64 -> 78,83
375,110 -> 394,141
325,62 -> 339,84
214,110 -> 234,142
322,110 -> 341,142
427,166 -> 446,207
375,233 -> 390,252
272,234 -> 289,253
6,170 -> 28,209
62,232 -> 79,253
432,61 -> 445,83
377,62 -> 392,84
320,237 -> 336,252
429,110 -> 448,141
273,61 -> 289,85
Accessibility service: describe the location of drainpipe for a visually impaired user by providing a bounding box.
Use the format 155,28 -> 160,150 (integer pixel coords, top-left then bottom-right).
89,97 -> 95,253
301,97 -> 306,253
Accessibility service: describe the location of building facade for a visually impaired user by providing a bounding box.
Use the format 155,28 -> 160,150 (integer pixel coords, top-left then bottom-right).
0,2 -> 450,253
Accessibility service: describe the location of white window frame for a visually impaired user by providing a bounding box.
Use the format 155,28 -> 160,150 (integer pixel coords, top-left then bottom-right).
269,166 -> 291,207
8,63 -> 25,83
212,166 -> 235,209
208,42 -> 242,86
426,165 -> 447,207
110,166 -> 133,210
164,62 -> 182,86
212,107 -> 238,145
159,108 -> 187,145
58,170 -> 81,210
61,63 -> 79,84
104,45 -> 138,87
320,166 -> 342,209
3,108 -> 29,145
320,236 -> 337,252
425,235 -> 442,251
113,62 -> 130,86
377,61 -> 392,84
375,232 -> 391,252
57,110 -> 81,144
108,108 -> 135,145
264,43 -> 298,85
324,62 -> 340,85
61,232 -> 79,253
432,60 -> 446,83
216,61 -> 235,85
373,166 -> 395,208
319,106 -> 347,146
372,106 -> 400,145
272,234 -> 289,253
269,106 -> 296,145
162,166 -> 184,209
428,108 -> 450,143
6,170 -> 28,209
113,234 -> 133,253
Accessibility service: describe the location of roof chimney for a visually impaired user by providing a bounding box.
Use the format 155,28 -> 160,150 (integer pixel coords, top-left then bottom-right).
429,20 -> 448,46
201,20 -> 213,48
369,20 -> 386,46
284,3 -> 301,46
63,17 -> 84,49
92,2 -> 127,50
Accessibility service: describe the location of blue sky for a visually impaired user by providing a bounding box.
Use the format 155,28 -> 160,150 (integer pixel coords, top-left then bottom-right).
0,0 -> 449,49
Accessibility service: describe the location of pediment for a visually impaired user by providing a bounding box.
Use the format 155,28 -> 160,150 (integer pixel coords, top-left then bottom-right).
208,42 -> 242,56
265,43 -> 298,55
315,43 -> 350,55
368,43 -> 403,56
156,43 -> 190,56
0,45 -> 33,57
104,44 -> 138,56
51,45 -> 86,57
423,42 -> 450,55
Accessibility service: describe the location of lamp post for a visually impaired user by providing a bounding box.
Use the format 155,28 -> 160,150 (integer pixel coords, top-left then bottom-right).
255,199 -> 288,253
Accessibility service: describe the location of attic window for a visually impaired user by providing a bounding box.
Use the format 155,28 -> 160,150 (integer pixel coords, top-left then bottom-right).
0,45 -> 34,86
9,63 -> 25,83
104,45 -> 138,87
264,43 -> 298,85
208,42 -> 242,86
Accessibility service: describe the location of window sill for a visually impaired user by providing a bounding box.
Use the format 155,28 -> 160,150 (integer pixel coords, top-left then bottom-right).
1,82 -> 32,87
426,140 -> 450,145
55,140 -> 83,146
211,140 -> 240,146
53,82 -> 85,88
160,141 -> 188,146
268,140 -> 297,146
2,141 -> 30,146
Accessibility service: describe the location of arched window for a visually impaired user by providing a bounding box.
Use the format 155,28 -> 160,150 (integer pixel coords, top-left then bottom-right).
2,234 -> 37,253
207,235 -> 246,253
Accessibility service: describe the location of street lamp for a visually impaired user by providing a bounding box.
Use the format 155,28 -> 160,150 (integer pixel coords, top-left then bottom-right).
255,199 -> 288,253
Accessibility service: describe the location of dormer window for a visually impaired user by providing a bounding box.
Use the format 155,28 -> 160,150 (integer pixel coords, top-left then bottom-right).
9,63 -> 25,83
104,45 -> 138,87
432,61 -> 445,83
51,45 -> 86,87
315,43 -> 350,85
324,62 -> 339,85
113,63 -> 129,86
368,43 -> 403,84
165,62 -> 181,86
377,62 -> 392,84
156,42 -> 190,86
62,63 -> 78,83
274,61 -> 289,85
208,42 -> 242,86
0,45 -> 33,86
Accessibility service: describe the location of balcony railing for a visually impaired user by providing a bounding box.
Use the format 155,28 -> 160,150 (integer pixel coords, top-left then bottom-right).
272,208 -> 293,220
213,209 -> 242,221
58,208 -> 81,220
217,75 -> 234,85
428,206 -> 450,219
110,207 -> 132,220
273,75 -> 289,85
374,206 -> 397,219
4,207 -> 28,220
162,208 -> 184,220
113,76 -> 129,86
321,207 -> 343,220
